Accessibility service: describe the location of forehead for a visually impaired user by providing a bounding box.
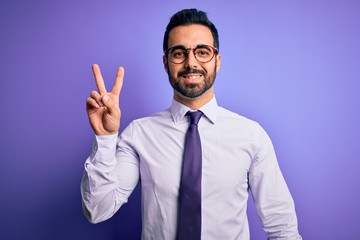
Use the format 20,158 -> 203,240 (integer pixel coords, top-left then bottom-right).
168,24 -> 213,48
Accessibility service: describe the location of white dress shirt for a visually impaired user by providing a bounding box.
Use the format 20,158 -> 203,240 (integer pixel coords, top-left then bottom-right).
81,97 -> 302,239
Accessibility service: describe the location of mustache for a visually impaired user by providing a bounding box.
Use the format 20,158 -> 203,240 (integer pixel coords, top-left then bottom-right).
178,68 -> 206,77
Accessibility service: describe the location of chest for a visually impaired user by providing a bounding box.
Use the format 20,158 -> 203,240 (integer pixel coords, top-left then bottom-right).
137,125 -> 253,197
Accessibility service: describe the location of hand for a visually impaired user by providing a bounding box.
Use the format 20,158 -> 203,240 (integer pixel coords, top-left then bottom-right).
86,64 -> 124,135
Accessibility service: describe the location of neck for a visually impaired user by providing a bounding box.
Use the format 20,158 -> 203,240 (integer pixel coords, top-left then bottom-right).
174,88 -> 214,110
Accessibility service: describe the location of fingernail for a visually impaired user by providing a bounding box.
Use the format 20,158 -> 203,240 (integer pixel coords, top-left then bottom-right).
103,95 -> 109,102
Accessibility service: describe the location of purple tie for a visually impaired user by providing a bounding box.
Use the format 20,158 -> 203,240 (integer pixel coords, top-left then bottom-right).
178,111 -> 203,240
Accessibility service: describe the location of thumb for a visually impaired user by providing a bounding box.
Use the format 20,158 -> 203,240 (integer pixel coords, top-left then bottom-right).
102,94 -> 119,114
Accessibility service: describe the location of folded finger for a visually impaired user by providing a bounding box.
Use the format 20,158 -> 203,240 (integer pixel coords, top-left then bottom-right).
86,97 -> 100,109
90,91 -> 104,107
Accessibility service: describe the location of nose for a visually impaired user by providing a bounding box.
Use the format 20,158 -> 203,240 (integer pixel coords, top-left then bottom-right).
184,49 -> 199,68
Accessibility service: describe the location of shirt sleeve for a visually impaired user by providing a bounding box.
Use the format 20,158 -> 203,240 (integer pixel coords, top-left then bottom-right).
249,124 -> 302,240
80,123 -> 140,224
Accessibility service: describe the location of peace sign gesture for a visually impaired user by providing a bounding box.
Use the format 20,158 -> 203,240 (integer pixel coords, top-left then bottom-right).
86,64 -> 124,135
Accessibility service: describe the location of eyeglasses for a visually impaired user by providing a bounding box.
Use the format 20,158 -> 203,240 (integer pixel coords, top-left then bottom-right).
164,45 -> 218,64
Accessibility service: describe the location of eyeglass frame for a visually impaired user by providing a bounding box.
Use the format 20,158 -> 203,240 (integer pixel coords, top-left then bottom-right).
164,44 -> 218,64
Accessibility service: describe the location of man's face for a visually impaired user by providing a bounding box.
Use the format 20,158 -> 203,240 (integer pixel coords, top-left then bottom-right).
163,24 -> 221,101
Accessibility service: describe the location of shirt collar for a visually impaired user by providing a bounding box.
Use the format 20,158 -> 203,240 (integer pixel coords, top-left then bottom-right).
170,96 -> 218,125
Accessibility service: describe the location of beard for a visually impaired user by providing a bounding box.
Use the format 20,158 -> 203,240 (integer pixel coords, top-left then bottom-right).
168,63 -> 217,99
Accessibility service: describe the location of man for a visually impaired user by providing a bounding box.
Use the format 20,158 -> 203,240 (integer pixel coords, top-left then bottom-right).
81,8 -> 302,239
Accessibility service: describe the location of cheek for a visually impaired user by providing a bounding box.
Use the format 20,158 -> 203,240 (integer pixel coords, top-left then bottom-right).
168,65 -> 181,78
204,63 -> 216,75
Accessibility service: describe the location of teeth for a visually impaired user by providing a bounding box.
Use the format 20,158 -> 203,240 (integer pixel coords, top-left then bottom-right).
185,75 -> 200,79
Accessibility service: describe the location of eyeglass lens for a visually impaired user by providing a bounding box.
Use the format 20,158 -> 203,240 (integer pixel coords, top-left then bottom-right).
168,46 -> 216,64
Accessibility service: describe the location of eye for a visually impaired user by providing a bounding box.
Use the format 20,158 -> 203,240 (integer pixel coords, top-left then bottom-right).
171,49 -> 187,58
195,48 -> 211,56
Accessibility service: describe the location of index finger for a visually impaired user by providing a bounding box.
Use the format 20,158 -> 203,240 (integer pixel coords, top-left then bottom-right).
92,64 -> 107,95
111,66 -> 124,96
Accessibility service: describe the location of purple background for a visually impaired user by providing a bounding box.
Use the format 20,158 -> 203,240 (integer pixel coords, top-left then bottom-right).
1,0 -> 359,239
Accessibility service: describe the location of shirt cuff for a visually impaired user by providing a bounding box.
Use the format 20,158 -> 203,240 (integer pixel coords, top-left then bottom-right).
89,132 -> 118,164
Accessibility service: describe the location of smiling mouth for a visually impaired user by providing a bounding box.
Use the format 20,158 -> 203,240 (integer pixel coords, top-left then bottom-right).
182,74 -> 202,80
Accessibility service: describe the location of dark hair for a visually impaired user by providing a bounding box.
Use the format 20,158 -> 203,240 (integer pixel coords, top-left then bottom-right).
163,8 -> 219,52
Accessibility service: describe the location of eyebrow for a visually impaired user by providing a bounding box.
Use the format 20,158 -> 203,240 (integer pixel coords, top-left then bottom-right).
169,44 -> 212,50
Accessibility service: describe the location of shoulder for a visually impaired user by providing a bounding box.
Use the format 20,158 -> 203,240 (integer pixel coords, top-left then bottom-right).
217,106 -> 274,150
216,106 -> 271,140
119,108 -> 172,139
124,108 -> 173,133
217,106 -> 260,129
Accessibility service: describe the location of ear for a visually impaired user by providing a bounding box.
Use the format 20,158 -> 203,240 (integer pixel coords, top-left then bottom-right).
215,53 -> 222,73
163,55 -> 169,74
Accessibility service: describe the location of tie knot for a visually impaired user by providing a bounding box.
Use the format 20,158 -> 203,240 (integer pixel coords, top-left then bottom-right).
186,111 -> 203,125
